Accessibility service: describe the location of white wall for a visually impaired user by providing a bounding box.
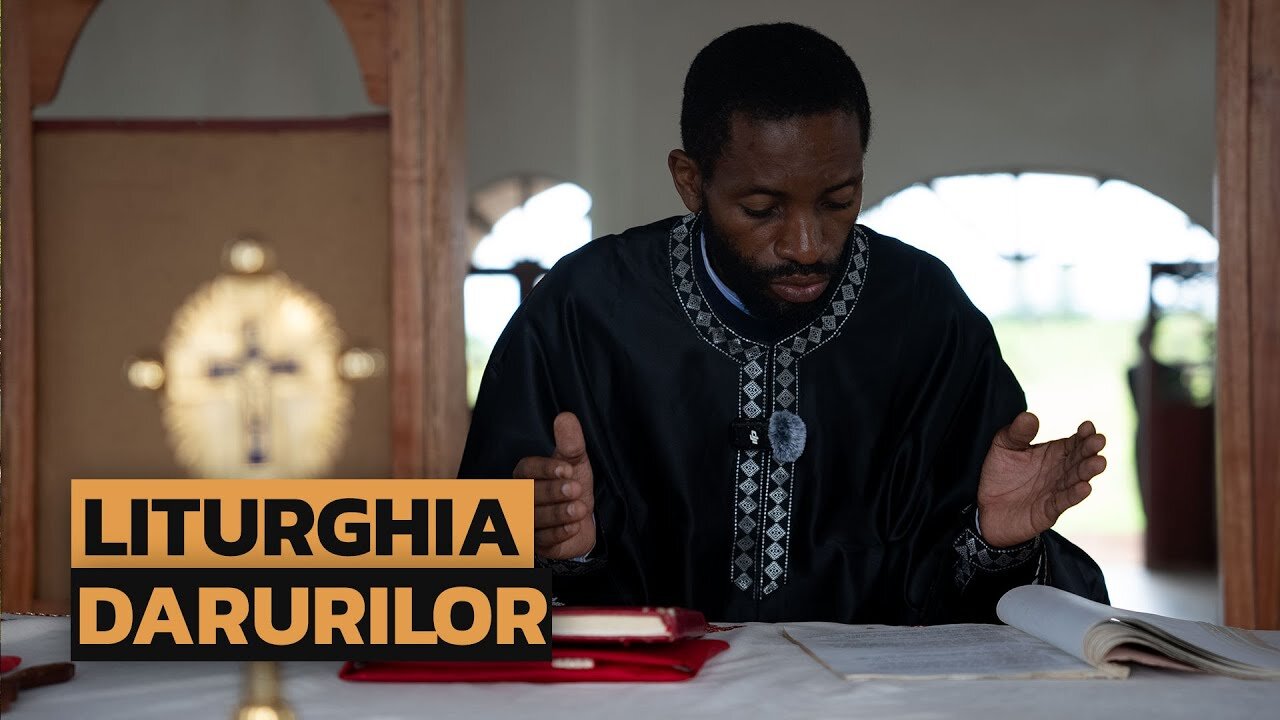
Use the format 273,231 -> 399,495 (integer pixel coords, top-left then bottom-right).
40,0 -> 1216,230
470,0 -> 1216,233
465,0 -> 583,191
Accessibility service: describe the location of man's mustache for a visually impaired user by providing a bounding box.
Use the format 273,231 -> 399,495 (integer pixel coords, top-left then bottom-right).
760,260 -> 842,282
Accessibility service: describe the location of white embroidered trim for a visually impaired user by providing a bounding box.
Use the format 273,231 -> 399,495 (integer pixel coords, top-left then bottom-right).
952,527 -> 1044,591
668,213 -> 870,597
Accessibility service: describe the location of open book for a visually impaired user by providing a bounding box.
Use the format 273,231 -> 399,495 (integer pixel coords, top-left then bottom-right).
783,585 -> 1280,681
996,585 -> 1280,680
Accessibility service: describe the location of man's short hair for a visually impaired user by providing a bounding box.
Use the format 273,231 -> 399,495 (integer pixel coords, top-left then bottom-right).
680,22 -> 872,175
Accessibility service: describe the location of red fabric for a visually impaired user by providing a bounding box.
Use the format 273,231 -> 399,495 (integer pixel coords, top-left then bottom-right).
339,639 -> 729,683
552,606 -> 708,644
0,657 -> 20,674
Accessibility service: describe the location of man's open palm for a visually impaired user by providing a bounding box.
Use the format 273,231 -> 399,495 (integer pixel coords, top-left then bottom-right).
976,412 -> 1106,548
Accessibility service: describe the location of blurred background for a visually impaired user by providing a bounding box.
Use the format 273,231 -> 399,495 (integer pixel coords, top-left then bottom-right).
4,0 -> 1220,618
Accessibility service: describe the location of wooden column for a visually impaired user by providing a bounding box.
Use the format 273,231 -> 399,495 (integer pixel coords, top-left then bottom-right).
387,0 -> 468,478
2,0 -> 38,612
1217,0 -> 1280,630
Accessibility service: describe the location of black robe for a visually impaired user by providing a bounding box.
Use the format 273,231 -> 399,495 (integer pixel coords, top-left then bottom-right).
459,213 -> 1108,623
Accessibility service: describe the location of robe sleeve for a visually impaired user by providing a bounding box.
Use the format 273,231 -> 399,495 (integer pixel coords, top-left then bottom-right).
871,249 -> 1107,624
457,295 -> 559,479
906,330 -> 1109,624
456,270 -> 610,576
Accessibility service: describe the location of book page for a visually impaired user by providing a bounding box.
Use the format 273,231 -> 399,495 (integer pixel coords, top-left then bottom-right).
996,585 -> 1118,664
1103,644 -> 1197,671
1114,611 -> 1280,673
782,622 -> 1127,680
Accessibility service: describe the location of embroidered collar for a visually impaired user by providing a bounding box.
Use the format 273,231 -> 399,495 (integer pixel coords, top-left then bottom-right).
669,213 -> 869,361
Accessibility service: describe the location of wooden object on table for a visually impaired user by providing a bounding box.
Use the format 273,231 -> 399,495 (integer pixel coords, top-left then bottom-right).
0,662 -> 77,713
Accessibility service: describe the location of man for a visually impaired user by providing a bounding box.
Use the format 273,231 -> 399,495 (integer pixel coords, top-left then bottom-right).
459,23 -> 1108,623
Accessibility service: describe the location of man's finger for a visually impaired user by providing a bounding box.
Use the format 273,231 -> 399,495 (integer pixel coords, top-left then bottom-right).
514,455 -> 571,481
1085,433 -> 1106,455
1077,455 -> 1107,480
1062,431 -> 1105,471
1061,454 -> 1107,489
1071,421 -> 1102,453
1053,480 -> 1093,515
535,500 -> 589,529
998,412 -> 1039,449
534,478 -> 582,505
535,522 -> 581,549
553,412 -> 587,463
539,536 -> 592,561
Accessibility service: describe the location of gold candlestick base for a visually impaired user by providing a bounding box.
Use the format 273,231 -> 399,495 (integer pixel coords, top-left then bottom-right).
233,662 -> 296,720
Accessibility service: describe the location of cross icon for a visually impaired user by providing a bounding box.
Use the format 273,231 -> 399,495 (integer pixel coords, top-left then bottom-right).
206,322 -> 300,465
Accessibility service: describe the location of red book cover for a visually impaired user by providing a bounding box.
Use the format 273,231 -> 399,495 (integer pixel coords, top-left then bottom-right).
338,607 -> 726,683
339,639 -> 728,683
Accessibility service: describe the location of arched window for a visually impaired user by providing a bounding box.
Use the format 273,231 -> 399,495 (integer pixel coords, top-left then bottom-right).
861,172 -> 1217,568
464,176 -> 593,406
860,173 -> 1216,318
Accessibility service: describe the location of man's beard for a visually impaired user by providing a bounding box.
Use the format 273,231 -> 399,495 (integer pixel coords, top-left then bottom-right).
702,207 -> 845,324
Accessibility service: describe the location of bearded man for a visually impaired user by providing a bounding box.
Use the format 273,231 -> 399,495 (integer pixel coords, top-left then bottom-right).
459,22 -> 1109,623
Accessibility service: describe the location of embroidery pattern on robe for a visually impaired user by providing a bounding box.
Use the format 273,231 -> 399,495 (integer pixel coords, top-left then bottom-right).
952,526 -> 1046,590
668,213 -> 870,597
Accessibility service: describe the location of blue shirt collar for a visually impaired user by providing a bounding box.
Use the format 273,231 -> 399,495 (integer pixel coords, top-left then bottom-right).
700,230 -> 753,317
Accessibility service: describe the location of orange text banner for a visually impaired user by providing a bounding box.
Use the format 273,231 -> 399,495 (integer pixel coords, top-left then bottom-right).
71,479 -> 533,569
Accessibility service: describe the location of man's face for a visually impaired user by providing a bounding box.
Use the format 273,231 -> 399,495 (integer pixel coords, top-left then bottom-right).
698,110 -> 864,322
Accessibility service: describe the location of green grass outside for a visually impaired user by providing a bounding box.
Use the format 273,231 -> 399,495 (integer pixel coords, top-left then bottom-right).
992,317 -> 1146,537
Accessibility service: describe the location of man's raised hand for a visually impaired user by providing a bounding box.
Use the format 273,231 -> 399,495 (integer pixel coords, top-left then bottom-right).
976,412 -> 1107,548
514,411 -> 597,560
